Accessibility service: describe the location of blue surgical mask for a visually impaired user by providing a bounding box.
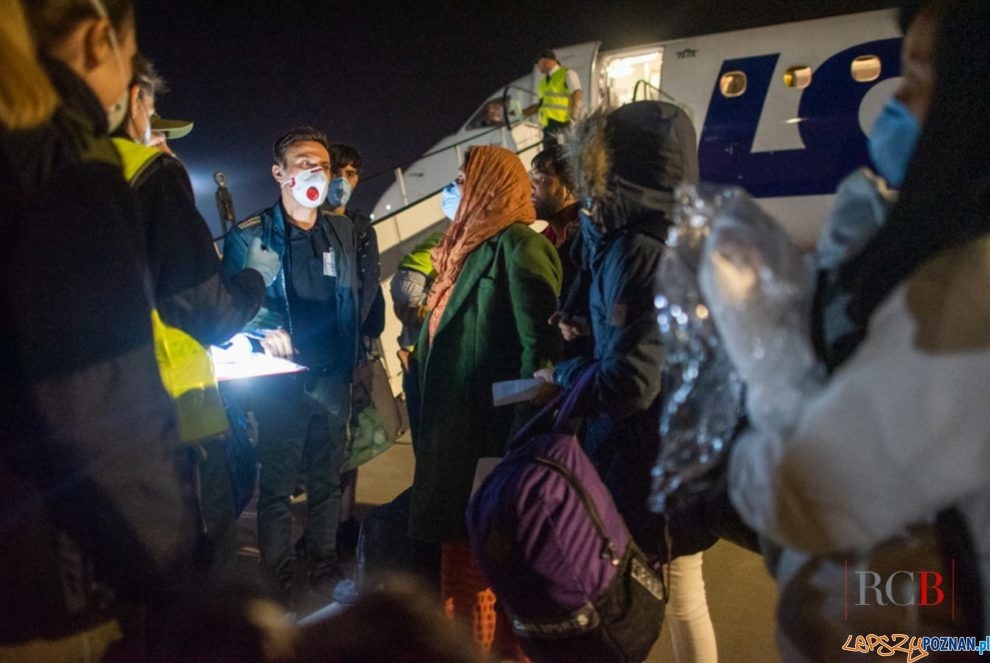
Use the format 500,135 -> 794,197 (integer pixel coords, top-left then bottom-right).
868,98 -> 921,188
440,181 -> 461,220
327,177 -> 352,208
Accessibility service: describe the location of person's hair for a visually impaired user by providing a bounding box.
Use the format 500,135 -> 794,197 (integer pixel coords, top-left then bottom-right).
328,143 -> 362,173
132,52 -> 167,101
272,126 -> 329,166
22,0 -> 134,54
531,144 -> 575,191
841,0 -> 990,331
536,48 -> 557,62
899,0 -> 949,32
0,0 -> 58,130
296,576 -> 475,663
567,104 -> 613,203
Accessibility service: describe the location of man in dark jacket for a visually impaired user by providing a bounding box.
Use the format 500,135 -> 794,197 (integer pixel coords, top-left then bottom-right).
1,3 -> 196,653
222,127 -> 360,608
323,144 -> 385,551
530,145 -> 580,295
531,148 -> 593,362
116,54 -> 279,572
119,54 -> 277,346
325,143 -> 385,340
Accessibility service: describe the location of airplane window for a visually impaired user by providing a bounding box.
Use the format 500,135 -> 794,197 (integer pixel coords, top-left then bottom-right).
783,66 -> 812,89
851,55 -> 882,83
720,71 -> 747,97
466,98 -> 516,130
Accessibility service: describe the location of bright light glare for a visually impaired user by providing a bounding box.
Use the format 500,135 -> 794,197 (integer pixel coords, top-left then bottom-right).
607,52 -> 660,78
210,336 -> 307,382
612,52 -> 660,67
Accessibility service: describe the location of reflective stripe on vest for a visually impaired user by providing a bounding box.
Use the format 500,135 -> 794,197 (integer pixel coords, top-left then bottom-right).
538,67 -> 573,126
111,137 -> 229,444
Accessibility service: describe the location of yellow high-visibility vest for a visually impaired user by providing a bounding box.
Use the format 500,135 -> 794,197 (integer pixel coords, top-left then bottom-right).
538,67 -> 573,126
112,137 -> 228,444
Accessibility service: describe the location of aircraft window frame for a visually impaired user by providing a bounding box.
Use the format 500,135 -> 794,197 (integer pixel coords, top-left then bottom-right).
464,97 -> 516,131
719,71 -> 747,98
783,65 -> 813,89
851,55 -> 882,83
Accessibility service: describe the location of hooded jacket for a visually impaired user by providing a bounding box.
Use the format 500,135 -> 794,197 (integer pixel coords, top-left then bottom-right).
552,101 -> 714,559
0,59 -> 196,642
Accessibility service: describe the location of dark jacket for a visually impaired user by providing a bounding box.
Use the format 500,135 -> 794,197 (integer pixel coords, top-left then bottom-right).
131,154 -> 265,346
408,223 -> 561,543
553,221 -> 682,556
348,207 -> 386,341
553,101 -> 713,559
222,201 -> 361,379
0,59 -> 196,642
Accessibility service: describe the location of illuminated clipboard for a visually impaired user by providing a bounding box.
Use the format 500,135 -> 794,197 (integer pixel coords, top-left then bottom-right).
210,334 -> 307,382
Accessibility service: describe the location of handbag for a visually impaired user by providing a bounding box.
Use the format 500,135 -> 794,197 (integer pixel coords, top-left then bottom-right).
345,354 -> 402,471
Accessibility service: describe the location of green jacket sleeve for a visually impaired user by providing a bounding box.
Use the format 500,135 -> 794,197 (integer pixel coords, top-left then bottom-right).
507,230 -> 563,426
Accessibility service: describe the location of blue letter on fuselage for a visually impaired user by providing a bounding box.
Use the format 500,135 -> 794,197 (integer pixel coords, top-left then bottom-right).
698,38 -> 902,198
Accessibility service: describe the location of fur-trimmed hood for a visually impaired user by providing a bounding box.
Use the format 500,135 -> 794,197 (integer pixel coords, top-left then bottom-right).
566,101 -> 698,244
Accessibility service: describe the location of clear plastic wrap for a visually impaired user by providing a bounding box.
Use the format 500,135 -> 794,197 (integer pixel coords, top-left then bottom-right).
649,185 -> 745,512
695,186 -> 821,436
650,184 -> 821,513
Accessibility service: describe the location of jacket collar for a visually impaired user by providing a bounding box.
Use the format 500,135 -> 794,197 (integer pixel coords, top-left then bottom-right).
430,231 -> 501,342
43,56 -> 108,136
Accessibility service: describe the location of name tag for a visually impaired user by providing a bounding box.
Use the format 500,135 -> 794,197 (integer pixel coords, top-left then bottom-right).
323,249 -> 337,277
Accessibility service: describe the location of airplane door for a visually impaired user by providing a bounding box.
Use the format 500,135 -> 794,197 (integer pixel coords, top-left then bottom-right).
599,46 -> 665,107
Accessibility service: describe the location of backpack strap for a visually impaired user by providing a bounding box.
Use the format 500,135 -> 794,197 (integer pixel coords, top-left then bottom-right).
552,362 -> 599,430
507,362 -> 599,447
532,454 -> 620,566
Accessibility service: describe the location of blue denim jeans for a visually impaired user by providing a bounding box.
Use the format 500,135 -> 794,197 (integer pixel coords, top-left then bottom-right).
254,374 -> 350,588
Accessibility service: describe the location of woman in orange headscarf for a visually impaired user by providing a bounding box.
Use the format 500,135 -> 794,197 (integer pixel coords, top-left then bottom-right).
407,145 -> 562,656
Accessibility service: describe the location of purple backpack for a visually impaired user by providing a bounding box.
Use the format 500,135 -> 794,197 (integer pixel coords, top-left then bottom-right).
467,366 -> 666,663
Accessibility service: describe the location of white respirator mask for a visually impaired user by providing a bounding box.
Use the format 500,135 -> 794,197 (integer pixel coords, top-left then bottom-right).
282,167 -> 329,208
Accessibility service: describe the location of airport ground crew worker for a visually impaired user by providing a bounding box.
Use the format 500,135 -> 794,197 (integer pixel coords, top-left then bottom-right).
523,48 -> 583,147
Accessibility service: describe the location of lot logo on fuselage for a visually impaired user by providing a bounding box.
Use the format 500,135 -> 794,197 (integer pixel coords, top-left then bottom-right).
699,38 -> 902,198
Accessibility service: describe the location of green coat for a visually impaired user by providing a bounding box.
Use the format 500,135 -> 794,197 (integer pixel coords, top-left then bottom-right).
408,223 -> 562,543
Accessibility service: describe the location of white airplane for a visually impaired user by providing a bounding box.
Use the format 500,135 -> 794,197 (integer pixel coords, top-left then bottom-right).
369,8 -> 903,392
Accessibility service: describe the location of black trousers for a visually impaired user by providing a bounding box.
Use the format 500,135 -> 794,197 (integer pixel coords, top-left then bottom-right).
254,374 -> 350,589
542,119 -> 571,148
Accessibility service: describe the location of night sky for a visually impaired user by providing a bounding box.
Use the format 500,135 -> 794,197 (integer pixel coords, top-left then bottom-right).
135,0 -> 897,234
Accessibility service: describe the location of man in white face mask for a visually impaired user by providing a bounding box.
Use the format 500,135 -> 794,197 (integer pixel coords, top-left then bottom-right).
120,54 -> 192,156
222,127 -> 363,611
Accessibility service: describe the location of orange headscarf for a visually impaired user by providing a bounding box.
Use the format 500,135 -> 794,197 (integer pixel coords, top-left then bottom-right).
427,146 -> 536,340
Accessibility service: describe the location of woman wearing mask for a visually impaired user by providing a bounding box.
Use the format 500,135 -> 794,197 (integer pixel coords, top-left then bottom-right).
408,145 -> 562,658
724,0 -> 990,656
0,0 -> 196,657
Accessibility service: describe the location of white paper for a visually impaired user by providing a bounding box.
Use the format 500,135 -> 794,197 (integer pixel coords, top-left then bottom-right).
491,378 -> 544,407
210,339 -> 308,382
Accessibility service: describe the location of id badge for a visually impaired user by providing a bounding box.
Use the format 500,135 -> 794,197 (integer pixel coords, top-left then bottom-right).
323,249 -> 337,277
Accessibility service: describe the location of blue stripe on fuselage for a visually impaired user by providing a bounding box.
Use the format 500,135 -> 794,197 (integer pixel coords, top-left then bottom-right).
698,38 -> 902,198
